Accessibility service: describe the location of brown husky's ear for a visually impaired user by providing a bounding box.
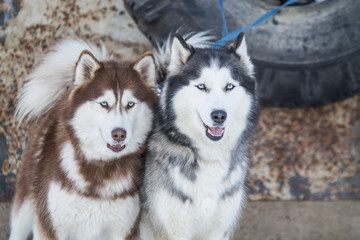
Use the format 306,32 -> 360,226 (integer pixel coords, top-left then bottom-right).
230,32 -> 254,76
132,52 -> 157,89
74,50 -> 102,86
168,33 -> 193,75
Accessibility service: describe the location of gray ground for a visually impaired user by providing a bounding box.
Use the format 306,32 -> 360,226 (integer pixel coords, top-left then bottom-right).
1,201 -> 360,240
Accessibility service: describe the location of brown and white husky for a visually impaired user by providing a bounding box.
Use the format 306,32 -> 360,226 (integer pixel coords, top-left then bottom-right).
10,39 -> 158,240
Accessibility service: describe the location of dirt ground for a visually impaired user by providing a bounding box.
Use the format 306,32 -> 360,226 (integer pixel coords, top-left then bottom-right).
1,201 -> 360,240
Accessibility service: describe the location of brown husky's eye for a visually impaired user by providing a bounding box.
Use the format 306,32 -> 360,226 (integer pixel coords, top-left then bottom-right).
100,101 -> 109,109
127,101 -> 135,109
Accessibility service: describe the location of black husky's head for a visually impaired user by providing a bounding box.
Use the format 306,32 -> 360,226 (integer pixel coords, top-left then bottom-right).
157,33 -> 259,159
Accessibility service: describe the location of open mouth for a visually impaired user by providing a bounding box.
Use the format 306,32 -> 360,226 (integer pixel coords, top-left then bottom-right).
204,124 -> 225,141
107,143 -> 126,152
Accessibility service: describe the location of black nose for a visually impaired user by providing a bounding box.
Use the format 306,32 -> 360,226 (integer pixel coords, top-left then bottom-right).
111,128 -> 127,142
211,110 -> 227,124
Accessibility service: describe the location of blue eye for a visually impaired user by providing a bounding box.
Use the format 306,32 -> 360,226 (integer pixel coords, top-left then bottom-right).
226,83 -> 235,91
100,101 -> 109,108
127,101 -> 135,109
196,84 -> 206,91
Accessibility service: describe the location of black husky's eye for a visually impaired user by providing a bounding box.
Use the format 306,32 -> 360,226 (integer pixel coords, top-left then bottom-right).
100,101 -> 109,109
225,83 -> 235,91
196,84 -> 207,91
127,101 -> 135,109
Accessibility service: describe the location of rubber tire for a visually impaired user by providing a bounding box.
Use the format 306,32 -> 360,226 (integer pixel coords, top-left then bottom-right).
125,0 -> 360,108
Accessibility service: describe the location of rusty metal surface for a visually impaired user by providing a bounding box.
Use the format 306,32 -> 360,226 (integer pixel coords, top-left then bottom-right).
0,0 -> 359,201
249,97 -> 360,200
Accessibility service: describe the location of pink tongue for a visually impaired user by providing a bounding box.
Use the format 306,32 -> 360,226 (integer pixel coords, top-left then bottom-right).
207,126 -> 225,137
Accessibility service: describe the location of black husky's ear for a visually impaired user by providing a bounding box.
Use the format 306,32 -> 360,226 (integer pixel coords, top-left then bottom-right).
168,33 -> 193,75
74,50 -> 102,86
230,32 -> 254,76
132,52 -> 157,89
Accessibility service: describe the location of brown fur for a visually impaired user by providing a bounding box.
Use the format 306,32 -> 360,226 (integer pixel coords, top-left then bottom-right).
13,56 -> 157,239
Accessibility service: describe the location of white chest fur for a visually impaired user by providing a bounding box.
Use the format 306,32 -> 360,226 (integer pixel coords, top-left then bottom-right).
153,160 -> 246,239
47,182 -> 139,240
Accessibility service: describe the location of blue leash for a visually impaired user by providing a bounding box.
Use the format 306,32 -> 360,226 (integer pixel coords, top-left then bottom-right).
218,0 -> 228,37
212,0 -> 301,48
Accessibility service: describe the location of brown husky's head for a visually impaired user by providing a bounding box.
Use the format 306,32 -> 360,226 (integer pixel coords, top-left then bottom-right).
66,51 -> 158,161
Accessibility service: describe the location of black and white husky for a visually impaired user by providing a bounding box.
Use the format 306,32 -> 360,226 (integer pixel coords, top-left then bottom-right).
10,39 -> 158,240
140,32 -> 259,240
